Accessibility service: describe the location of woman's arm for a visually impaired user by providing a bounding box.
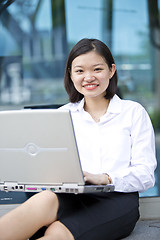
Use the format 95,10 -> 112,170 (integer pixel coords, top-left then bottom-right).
109,106 -> 157,192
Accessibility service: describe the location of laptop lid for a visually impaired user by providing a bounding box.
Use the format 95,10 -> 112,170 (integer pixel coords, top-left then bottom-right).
0,109 -> 114,194
0,110 -> 84,185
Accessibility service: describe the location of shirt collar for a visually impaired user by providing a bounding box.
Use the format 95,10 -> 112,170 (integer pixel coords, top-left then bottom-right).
107,94 -> 122,114
76,98 -> 84,111
69,94 -> 122,114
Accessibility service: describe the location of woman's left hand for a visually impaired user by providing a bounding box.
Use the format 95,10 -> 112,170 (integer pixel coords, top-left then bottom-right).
83,171 -> 110,185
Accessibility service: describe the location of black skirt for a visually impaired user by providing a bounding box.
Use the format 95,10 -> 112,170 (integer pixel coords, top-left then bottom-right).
56,192 -> 140,240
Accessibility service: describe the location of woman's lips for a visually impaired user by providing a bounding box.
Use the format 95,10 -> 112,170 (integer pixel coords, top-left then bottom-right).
83,84 -> 99,90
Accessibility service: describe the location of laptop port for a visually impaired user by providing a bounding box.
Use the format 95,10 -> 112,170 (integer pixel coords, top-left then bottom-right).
26,187 -> 37,191
4,186 -> 8,191
75,189 -> 78,194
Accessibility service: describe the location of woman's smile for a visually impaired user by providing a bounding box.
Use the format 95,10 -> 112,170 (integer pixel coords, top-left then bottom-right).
82,83 -> 99,90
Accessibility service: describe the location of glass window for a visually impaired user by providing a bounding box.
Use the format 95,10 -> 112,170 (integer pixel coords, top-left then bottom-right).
0,0 -> 68,108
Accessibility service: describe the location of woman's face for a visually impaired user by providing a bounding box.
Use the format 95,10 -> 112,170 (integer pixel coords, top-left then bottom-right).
70,51 -> 116,100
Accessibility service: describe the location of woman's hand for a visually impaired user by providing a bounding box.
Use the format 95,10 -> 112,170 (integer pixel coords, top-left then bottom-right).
83,171 -> 110,185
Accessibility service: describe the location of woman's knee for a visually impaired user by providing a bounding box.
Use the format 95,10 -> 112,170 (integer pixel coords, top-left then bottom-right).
45,221 -> 75,240
26,190 -> 59,225
29,190 -> 58,208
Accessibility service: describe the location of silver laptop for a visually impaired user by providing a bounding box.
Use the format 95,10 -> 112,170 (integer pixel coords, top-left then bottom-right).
0,109 -> 114,194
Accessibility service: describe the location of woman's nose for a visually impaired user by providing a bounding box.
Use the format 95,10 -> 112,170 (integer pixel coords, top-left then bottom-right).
84,73 -> 95,81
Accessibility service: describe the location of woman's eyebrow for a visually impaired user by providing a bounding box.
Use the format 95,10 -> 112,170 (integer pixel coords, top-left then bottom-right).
93,63 -> 105,67
73,65 -> 83,68
73,63 -> 105,68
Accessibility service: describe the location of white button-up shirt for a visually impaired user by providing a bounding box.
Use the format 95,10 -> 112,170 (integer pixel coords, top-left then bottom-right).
60,94 -> 157,192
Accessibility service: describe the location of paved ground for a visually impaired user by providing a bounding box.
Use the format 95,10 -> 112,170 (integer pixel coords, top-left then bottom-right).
123,220 -> 160,239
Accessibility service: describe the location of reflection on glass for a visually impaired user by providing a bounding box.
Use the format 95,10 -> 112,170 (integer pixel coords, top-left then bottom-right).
0,0 -> 159,198
0,0 -> 68,106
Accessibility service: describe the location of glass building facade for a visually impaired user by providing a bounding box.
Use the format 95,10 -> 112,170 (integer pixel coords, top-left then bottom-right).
0,0 -> 159,200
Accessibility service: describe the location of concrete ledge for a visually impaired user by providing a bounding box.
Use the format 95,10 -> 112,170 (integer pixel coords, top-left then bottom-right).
139,197 -> 160,220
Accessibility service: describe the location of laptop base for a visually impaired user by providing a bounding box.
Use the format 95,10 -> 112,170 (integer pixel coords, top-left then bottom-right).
0,182 -> 115,194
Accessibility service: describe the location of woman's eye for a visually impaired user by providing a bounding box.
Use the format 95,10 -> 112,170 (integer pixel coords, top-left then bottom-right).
76,69 -> 83,73
94,68 -> 102,71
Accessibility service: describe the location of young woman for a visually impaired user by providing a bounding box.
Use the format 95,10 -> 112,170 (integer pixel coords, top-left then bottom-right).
0,38 -> 157,240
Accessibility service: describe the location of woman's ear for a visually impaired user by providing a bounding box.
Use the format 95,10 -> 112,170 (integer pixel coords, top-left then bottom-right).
110,64 -> 116,79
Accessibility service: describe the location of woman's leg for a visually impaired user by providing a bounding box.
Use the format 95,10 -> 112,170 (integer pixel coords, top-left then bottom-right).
37,221 -> 75,240
0,190 -> 59,240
